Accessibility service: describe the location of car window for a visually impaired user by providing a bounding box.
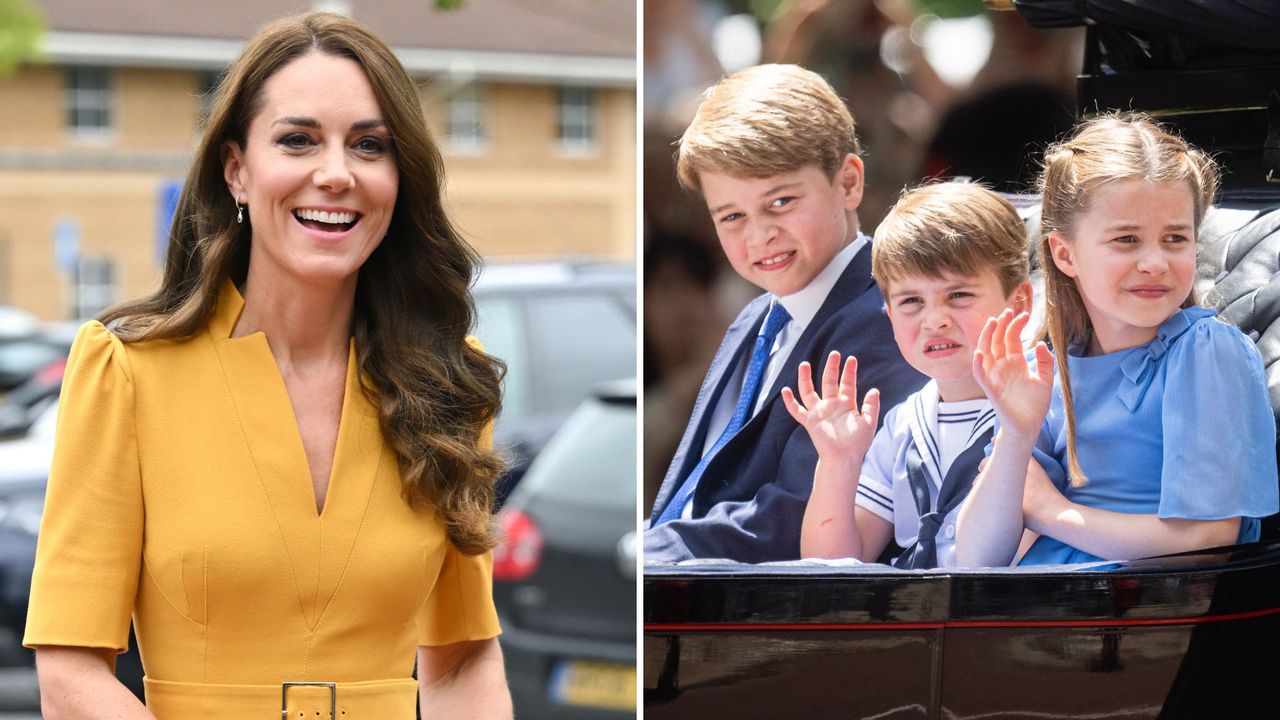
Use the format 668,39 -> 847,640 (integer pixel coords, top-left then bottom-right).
526,293 -> 635,412
474,295 -> 531,424
519,398 -> 635,510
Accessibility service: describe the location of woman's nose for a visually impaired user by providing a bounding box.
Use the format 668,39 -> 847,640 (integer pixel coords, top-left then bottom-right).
313,146 -> 355,191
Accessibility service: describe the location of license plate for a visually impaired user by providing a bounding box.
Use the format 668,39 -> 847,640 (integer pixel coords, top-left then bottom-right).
549,659 -> 636,711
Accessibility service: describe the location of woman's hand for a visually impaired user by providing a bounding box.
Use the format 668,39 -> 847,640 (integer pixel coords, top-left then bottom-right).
972,310 -> 1054,446
782,351 -> 880,464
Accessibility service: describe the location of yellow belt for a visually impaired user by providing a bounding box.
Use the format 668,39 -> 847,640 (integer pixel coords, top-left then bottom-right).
143,676 -> 418,719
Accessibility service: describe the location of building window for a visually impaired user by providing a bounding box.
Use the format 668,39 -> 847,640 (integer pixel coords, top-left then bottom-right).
65,66 -> 113,136
447,82 -> 487,151
558,86 -> 595,151
73,256 -> 117,321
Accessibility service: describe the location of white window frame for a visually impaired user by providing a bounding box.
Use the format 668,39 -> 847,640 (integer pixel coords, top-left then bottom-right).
73,256 -> 118,321
557,85 -> 597,154
65,66 -> 115,141
446,82 -> 488,153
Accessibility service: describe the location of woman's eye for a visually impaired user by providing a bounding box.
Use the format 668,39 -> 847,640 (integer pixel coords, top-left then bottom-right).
278,132 -> 312,149
355,136 -> 387,154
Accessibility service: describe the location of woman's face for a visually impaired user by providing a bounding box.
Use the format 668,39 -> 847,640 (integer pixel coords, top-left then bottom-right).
223,51 -> 399,288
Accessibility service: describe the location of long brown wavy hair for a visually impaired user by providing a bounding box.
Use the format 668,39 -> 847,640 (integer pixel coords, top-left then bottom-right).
99,12 -> 505,554
1037,113 -> 1219,488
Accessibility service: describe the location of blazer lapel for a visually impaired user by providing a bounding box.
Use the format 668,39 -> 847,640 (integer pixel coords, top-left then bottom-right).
754,243 -> 877,431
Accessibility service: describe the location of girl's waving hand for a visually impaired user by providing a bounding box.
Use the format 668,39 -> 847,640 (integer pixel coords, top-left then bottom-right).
972,309 -> 1055,443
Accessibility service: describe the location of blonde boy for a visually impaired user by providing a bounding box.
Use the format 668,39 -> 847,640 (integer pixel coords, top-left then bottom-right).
645,64 -> 924,563
785,182 -> 1031,569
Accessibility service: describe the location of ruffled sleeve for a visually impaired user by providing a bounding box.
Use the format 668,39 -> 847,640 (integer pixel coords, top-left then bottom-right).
418,334 -> 501,645
24,322 -> 143,653
1159,316 -> 1279,537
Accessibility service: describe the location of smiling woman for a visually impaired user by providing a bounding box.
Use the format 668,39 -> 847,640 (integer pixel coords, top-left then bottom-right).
23,12 -> 512,720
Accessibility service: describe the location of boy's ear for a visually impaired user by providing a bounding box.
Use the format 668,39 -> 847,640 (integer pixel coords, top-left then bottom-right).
837,153 -> 864,212
222,140 -> 247,203
1047,232 -> 1079,278
1010,278 -> 1033,315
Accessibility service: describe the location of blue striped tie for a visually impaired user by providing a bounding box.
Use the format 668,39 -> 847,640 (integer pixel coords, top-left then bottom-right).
656,302 -> 791,524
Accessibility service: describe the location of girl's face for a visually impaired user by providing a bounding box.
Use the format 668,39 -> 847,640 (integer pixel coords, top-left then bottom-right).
222,51 -> 399,289
1049,178 -> 1197,355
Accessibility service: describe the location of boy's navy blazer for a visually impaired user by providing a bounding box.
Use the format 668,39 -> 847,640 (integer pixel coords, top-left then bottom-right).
645,244 -> 926,563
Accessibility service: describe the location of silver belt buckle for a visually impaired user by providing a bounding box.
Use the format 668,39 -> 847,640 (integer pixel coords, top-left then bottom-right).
281,681 -> 337,719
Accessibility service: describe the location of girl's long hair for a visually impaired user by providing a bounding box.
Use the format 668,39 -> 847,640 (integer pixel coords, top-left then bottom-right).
99,12 -> 505,554
1036,113 -> 1219,487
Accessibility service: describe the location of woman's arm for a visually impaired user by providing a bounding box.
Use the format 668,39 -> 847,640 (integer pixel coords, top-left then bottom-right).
35,646 -> 156,720
1022,466 -> 1241,560
418,638 -> 511,719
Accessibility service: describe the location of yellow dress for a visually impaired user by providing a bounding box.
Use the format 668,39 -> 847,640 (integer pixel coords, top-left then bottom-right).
24,283 -> 500,719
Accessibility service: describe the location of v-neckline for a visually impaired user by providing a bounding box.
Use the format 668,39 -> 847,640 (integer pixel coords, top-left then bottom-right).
211,281 -> 355,519
208,280 -> 388,630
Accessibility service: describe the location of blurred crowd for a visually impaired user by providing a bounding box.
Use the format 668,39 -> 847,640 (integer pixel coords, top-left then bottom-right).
642,0 -> 1084,509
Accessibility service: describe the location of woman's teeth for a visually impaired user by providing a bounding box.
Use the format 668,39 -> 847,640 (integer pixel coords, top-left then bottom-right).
295,209 -> 357,226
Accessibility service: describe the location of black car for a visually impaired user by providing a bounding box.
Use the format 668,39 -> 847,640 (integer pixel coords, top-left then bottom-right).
493,379 -> 637,719
474,262 -> 635,504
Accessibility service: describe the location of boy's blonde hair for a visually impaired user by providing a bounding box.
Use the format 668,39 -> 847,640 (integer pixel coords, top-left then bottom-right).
1038,112 -> 1219,488
872,182 -> 1030,297
675,64 -> 860,191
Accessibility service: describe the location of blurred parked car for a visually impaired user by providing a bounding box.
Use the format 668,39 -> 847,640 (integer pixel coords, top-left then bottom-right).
494,379 -> 637,719
474,261 -> 635,504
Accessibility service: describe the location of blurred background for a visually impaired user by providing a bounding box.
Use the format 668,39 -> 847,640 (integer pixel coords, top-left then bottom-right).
0,0 -> 636,718
642,0 -> 1084,513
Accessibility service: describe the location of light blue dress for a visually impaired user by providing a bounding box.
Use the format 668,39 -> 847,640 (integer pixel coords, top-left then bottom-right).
1019,306 -> 1279,566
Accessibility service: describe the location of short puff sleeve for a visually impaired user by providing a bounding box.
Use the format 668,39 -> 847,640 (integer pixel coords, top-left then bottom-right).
1159,317 -> 1279,538
24,321 -> 143,653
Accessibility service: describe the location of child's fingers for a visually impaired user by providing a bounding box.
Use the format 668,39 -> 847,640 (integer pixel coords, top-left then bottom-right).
861,387 -> 880,427
972,348 -> 990,391
781,387 -> 805,423
839,356 -> 858,409
797,361 -> 816,404
1006,312 -> 1029,358
975,317 -> 996,373
1033,341 -> 1054,380
821,350 -> 841,400
991,309 -> 1013,360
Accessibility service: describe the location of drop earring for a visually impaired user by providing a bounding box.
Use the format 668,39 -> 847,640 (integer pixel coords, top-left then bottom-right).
236,196 -> 246,224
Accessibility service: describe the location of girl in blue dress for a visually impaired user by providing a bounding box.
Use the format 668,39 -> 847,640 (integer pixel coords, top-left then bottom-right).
955,114 -> 1280,567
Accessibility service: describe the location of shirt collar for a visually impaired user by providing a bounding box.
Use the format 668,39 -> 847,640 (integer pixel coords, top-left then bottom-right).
775,234 -> 867,332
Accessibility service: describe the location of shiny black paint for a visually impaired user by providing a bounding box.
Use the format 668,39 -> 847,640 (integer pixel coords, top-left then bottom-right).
644,541 -> 1280,719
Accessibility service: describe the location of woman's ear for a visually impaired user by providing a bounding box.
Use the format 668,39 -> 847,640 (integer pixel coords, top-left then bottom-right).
1047,232 -> 1078,278
222,140 -> 246,202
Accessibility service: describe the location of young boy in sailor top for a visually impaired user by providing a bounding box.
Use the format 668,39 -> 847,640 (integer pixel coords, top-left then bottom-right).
784,182 -> 1031,569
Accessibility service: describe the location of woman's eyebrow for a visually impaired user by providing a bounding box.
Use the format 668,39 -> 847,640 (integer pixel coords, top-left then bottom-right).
268,117 -> 385,130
